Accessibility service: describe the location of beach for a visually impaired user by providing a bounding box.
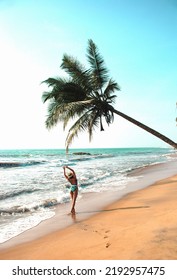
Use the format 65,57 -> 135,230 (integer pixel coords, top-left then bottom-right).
0,159 -> 177,260
1,147 -> 174,244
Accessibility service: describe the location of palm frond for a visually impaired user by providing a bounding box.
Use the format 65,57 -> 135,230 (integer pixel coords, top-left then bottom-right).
65,112 -> 91,152
45,100 -> 63,129
88,110 -> 100,141
87,39 -> 109,91
46,98 -> 94,130
104,79 -> 120,100
60,99 -> 95,130
42,77 -> 87,104
42,77 -> 62,87
57,82 -> 87,102
42,77 -> 71,103
42,91 -> 53,103
61,54 -> 92,94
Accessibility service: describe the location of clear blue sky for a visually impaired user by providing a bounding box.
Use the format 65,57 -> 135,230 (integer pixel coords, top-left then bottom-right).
0,0 -> 177,149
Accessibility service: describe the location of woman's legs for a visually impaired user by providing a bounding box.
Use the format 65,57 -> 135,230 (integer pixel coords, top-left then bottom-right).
70,189 -> 78,213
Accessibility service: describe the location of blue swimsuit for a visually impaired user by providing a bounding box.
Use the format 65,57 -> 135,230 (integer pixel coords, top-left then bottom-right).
70,184 -> 78,192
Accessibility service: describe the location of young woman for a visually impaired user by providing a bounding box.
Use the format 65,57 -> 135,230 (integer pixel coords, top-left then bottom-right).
63,166 -> 78,214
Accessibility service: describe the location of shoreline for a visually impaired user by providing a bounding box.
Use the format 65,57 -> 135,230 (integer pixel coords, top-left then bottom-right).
1,158 -> 177,259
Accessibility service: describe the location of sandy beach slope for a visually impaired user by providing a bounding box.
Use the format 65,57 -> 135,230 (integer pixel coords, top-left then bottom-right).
0,172 -> 177,260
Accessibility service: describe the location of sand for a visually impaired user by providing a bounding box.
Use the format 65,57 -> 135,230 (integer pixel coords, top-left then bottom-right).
0,170 -> 177,260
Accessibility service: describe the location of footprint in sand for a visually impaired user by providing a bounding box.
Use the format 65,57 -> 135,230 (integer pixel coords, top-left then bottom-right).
104,230 -> 110,238
81,224 -> 88,231
106,242 -> 111,248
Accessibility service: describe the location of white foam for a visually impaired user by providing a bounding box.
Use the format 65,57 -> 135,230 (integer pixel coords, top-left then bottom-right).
0,209 -> 55,244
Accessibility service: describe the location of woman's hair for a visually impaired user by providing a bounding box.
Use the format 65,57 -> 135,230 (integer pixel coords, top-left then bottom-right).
67,172 -> 73,178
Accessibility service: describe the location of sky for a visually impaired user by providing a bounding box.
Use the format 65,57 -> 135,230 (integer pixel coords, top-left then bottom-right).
0,0 -> 177,150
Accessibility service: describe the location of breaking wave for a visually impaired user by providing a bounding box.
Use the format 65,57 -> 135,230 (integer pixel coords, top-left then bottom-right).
0,161 -> 44,168
0,198 -> 59,215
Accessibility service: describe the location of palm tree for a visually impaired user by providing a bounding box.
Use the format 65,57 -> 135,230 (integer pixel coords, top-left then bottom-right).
42,39 -> 177,152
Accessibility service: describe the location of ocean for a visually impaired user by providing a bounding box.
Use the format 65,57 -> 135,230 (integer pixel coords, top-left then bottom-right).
0,147 -> 176,244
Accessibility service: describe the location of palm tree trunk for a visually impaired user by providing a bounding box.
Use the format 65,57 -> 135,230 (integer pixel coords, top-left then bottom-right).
110,106 -> 177,149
